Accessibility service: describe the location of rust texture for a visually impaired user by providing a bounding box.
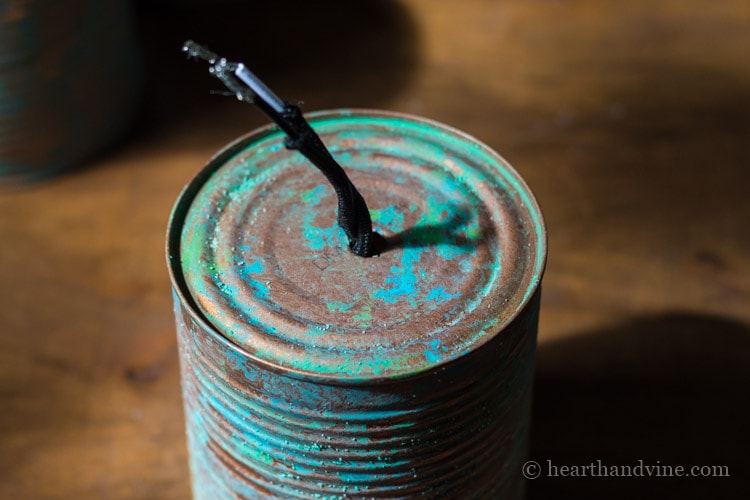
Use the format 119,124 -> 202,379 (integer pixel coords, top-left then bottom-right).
167,110 -> 546,498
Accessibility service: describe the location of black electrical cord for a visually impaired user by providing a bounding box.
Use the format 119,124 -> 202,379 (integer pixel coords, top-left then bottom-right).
183,41 -> 385,257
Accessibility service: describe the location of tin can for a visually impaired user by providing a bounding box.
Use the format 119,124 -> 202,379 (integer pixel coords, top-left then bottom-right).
167,110 -> 546,498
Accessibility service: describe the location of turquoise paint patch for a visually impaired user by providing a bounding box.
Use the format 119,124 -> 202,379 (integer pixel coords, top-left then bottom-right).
352,305 -> 373,325
301,184 -> 328,205
301,207 -> 344,252
372,252 -> 421,305
237,256 -> 270,299
426,286 -> 460,306
424,339 -> 442,363
232,435 -> 275,466
327,301 -> 353,313
436,244 -> 465,261
371,205 -> 405,232
226,349 -> 260,382
424,349 -> 440,363
244,258 -> 263,275
216,279 -> 235,297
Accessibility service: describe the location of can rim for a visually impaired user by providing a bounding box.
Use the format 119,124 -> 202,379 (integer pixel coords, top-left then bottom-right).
166,108 -> 547,385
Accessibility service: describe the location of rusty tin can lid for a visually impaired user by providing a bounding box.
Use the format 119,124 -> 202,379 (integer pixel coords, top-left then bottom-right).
175,110 -> 546,383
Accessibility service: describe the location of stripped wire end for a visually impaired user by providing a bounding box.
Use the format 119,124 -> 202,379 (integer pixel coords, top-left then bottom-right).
182,40 -> 218,64
182,40 -> 252,103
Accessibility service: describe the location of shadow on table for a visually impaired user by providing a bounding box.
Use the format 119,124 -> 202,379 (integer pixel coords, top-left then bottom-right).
527,313 -> 750,499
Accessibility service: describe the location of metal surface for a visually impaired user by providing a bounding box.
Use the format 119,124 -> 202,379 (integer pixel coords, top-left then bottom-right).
167,110 -> 546,498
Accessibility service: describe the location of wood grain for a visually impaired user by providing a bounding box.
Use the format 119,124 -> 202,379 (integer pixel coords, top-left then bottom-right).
1,1 -> 748,498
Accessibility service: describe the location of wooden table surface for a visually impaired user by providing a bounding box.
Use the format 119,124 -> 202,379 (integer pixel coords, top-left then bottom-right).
1,1 -> 748,498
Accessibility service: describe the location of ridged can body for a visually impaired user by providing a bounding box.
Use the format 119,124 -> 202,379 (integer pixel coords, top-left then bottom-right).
167,110 -> 546,498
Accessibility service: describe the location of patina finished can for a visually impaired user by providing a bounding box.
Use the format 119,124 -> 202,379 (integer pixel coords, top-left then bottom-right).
167,110 -> 546,498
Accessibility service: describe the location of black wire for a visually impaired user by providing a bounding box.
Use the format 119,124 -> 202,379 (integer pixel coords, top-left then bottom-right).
183,40 -> 385,257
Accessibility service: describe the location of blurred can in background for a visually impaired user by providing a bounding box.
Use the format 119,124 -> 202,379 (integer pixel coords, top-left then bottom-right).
167,110 -> 547,498
0,0 -> 141,185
